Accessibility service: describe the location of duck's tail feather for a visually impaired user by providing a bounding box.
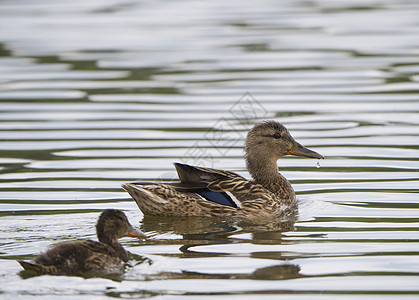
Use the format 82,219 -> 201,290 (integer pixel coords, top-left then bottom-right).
18,260 -> 58,274
122,182 -> 214,216
122,183 -> 170,215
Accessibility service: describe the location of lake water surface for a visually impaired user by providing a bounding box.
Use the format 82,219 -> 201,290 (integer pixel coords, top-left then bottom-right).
1,0 -> 419,298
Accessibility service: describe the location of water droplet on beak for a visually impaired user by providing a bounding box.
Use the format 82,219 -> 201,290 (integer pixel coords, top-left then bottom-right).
316,159 -> 321,168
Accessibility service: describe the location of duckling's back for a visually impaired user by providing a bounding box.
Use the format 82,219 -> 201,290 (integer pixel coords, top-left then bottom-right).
18,260 -> 58,274
18,240 -> 122,275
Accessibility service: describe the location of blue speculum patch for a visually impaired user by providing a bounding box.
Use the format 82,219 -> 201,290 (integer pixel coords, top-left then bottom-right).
197,190 -> 237,208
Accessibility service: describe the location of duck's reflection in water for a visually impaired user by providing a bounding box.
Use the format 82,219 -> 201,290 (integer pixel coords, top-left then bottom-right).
137,209 -> 301,281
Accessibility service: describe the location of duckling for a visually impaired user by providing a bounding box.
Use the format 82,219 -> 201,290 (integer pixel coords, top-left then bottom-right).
122,121 -> 323,220
18,209 -> 146,276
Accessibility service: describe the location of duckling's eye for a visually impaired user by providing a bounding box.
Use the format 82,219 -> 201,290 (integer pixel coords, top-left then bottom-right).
273,133 -> 281,139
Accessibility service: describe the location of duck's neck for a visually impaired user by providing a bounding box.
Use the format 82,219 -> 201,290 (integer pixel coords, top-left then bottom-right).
99,236 -> 129,262
246,153 -> 295,202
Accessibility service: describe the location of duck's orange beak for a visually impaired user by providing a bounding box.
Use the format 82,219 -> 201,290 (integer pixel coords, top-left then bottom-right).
287,141 -> 324,159
127,227 -> 147,240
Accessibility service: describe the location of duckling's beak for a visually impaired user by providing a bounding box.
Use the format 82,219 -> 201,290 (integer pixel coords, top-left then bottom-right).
287,141 -> 324,159
127,227 -> 147,240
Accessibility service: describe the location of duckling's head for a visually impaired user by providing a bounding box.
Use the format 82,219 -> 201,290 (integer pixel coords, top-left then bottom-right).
245,121 -> 323,161
96,209 -> 146,244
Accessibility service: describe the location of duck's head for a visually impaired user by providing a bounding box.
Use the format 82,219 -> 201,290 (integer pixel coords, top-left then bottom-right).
245,121 -> 323,161
96,209 -> 147,243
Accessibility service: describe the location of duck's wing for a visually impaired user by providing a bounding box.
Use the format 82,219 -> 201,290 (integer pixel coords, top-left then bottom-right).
124,162 -> 240,192
174,162 -> 243,183
173,163 -> 266,194
123,163 -> 271,217
84,252 -> 124,274
80,240 -> 117,257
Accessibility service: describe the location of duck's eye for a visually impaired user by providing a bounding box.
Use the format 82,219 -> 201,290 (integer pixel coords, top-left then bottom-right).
273,133 -> 281,139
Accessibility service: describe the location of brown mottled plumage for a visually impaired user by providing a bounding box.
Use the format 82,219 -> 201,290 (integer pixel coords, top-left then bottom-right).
122,121 -> 323,220
18,209 -> 146,276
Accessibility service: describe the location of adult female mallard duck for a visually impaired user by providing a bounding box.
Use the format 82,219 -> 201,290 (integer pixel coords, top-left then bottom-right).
18,209 -> 146,276
122,121 -> 323,220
